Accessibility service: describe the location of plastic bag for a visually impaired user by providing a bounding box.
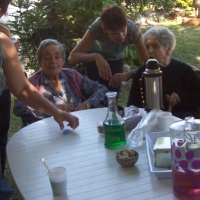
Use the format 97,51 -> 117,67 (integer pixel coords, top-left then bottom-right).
127,109 -> 161,149
123,105 -> 144,130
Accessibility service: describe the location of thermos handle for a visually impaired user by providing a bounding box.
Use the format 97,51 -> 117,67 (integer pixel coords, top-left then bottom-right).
139,74 -> 145,108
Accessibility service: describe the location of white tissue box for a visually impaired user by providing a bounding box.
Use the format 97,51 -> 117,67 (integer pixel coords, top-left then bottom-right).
153,137 -> 171,168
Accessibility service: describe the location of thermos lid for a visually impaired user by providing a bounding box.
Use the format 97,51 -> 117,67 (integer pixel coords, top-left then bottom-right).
146,59 -> 159,70
143,59 -> 162,77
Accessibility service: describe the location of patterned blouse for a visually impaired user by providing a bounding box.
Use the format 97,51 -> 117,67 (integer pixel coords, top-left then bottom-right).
30,71 -> 109,119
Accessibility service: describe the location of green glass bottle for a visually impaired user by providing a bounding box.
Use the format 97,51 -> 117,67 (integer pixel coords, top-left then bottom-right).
103,92 -> 126,148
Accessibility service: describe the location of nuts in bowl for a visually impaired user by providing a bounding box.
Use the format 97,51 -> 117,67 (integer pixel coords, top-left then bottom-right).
116,150 -> 139,167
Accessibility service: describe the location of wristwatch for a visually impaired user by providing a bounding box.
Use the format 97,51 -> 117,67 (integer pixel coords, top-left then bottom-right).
84,101 -> 90,109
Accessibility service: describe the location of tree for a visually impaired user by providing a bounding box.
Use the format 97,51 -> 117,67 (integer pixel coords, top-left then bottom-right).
7,0 -> 182,70
8,0 -> 114,70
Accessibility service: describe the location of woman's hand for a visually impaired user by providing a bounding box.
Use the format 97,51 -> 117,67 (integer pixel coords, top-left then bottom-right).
95,53 -> 112,80
168,92 -> 180,107
57,103 -> 75,112
53,109 -> 79,130
165,92 -> 180,107
109,72 -> 134,88
75,101 -> 91,111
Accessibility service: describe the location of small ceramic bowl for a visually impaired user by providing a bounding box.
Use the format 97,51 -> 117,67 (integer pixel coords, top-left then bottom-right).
116,150 -> 139,167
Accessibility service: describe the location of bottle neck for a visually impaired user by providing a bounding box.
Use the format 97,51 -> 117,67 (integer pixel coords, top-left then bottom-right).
108,97 -> 117,113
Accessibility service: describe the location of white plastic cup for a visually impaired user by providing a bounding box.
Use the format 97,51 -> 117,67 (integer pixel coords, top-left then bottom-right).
47,167 -> 67,196
156,111 -> 172,131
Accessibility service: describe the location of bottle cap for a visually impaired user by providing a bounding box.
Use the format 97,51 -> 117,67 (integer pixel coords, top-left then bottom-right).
63,129 -> 70,135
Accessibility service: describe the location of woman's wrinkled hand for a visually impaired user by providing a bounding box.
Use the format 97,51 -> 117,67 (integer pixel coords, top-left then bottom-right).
74,101 -> 91,111
57,103 -> 75,112
74,103 -> 86,111
95,53 -> 112,80
167,92 -> 180,107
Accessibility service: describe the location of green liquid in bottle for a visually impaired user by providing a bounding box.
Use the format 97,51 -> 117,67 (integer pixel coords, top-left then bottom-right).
103,119 -> 126,148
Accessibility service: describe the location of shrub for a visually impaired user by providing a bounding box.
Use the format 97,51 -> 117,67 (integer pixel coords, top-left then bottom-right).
8,0 -> 115,70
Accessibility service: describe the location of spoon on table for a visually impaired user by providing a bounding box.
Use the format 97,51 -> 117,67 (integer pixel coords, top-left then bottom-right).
41,158 -> 51,173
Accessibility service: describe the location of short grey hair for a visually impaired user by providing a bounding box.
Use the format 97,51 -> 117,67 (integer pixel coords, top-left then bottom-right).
36,39 -> 65,63
143,26 -> 176,54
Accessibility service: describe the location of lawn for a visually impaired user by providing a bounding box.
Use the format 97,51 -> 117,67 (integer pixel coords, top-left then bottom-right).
5,20 -> 200,199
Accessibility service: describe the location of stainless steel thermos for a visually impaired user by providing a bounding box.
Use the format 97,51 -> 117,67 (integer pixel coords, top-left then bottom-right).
140,59 -> 163,111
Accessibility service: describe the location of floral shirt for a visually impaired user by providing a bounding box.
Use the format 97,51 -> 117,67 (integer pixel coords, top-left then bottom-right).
30,71 -> 109,119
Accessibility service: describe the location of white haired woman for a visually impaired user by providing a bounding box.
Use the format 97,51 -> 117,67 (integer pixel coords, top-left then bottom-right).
127,26 -> 200,119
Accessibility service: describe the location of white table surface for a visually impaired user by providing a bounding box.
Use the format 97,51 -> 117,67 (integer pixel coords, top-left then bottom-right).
7,108 -> 180,200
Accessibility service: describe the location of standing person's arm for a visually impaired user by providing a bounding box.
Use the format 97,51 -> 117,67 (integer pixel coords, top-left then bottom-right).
68,30 -> 97,64
0,23 -> 20,51
134,34 -> 148,64
0,24 -> 10,38
1,33 -> 79,130
68,30 -> 112,81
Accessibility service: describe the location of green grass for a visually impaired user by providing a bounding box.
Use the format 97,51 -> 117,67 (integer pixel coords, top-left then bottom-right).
159,21 -> 200,68
5,20 -> 200,199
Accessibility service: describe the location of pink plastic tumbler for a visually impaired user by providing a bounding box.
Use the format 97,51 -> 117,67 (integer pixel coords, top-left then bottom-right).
170,117 -> 200,199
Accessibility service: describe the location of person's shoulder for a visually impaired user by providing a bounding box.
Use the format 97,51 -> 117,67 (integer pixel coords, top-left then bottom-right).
28,70 -> 41,82
128,19 -> 136,25
94,17 -> 101,23
127,19 -> 139,29
170,58 -> 197,76
0,24 -> 10,38
62,68 -> 81,77
62,68 -> 78,73
0,32 -> 11,46
89,17 -> 101,27
171,58 -> 192,69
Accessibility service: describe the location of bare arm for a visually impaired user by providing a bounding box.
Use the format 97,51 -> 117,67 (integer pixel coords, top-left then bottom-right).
68,30 -> 98,64
134,34 -> 148,64
69,30 -> 112,80
0,24 -> 10,38
1,33 -> 79,129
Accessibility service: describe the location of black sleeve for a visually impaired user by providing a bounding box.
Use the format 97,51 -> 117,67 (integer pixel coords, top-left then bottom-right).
178,66 -> 200,109
127,69 -> 144,108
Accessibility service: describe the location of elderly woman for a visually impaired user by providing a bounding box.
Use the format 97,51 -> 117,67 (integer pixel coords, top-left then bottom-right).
127,26 -> 200,119
15,39 -> 109,121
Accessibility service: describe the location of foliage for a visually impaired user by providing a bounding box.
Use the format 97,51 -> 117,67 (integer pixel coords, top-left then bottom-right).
115,0 -> 147,14
149,0 -> 176,13
123,44 -> 142,68
175,0 -> 193,8
116,0 -> 176,15
175,0 -> 193,16
6,0 -> 194,71
8,0 -> 115,70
